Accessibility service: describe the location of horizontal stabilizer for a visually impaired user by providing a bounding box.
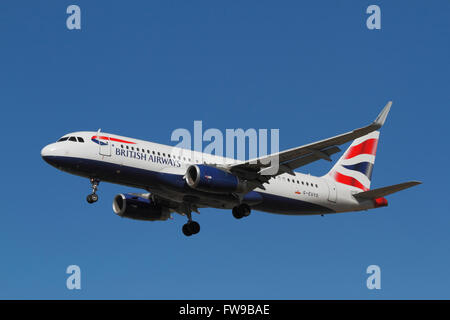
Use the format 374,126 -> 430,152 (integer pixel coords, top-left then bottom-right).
354,181 -> 422,200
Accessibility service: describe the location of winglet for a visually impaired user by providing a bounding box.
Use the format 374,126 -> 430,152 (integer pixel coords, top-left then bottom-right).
373,101 -> 392,128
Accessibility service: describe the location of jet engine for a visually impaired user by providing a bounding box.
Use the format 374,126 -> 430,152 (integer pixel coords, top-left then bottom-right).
112,194 -> 170,221
185,164 -> 247,193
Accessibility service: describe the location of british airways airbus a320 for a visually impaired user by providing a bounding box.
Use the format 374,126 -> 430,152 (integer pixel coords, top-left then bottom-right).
41,102 -> 420,236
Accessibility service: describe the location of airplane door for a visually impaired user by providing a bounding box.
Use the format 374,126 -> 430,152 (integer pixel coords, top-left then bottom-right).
326,179 -> 337,203
97,130 -> 111,157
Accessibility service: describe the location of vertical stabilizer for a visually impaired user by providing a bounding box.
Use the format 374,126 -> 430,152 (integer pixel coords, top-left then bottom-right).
326,131 -> 380,191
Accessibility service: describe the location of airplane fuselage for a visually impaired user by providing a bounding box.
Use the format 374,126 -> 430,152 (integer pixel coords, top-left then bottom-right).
41,131 -> 377,216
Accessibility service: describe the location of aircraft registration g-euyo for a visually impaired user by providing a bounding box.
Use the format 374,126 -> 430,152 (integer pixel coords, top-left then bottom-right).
41,101 -> 421,236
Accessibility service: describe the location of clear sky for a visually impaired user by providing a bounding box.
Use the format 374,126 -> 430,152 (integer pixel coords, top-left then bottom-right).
0,1 -> 449,299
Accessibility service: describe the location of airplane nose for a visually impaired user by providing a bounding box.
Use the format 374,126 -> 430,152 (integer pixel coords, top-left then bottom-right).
41,143 -> 59,166
41,145 -> 51,158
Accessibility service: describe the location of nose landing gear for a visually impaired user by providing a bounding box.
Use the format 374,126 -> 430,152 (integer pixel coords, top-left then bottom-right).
86,178 -> 100,204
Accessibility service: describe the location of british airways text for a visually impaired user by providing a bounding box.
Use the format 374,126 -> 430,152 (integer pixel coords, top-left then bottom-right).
115,148 -> 181,167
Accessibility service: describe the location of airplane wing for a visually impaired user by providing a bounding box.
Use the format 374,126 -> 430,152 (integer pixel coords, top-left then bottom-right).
353,181 -> 422,200
227,101 -> 392,187
129,192 -> 203,216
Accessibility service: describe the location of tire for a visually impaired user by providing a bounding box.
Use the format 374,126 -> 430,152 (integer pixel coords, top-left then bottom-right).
232,207 -> 244,219
242,204 -> 251,217
86,195 -> 94,204
182,223 -> 192,236
91,194 -> 98,202
190,221 -> 200,234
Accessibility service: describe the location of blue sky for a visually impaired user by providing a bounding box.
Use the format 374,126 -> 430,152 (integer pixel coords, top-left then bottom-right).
0,1 -> 449,299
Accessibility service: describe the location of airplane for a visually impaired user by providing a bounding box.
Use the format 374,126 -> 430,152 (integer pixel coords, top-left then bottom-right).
41,101 -> 421,236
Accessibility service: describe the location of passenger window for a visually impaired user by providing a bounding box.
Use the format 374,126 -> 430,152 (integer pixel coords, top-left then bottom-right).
168,154 -> 171,158
69,137 -> 77,142
136,148 -> 139,152
126,146 -> 129,149
315,184 -> 318,188
163,153 -> 166,157
121,145 -> 124,148
147,150 -> 150,154
301,181 -> 304,185
157,152 -> 160,156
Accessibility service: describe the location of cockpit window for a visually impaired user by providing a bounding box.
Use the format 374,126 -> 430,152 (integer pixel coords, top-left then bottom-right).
57,136 -> 85,143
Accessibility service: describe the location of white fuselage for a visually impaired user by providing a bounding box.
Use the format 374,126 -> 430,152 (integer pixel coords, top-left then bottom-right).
41,131 -> 377,216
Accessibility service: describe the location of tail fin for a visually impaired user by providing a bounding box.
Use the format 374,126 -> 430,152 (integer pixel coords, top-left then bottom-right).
327,131 -> 380,191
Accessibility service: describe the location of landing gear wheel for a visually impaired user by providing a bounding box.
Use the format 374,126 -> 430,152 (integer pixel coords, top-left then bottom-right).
182,223 -> 192,236
232,207 -> 244,219
190,221 -> 200,234
86,194 -> 98,204
232,204 -> 251,219
242,204 -> 251,217
182,221 -> 200,237
87,178 -> 100,204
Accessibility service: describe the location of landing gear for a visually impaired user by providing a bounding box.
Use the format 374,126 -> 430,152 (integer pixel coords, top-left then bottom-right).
232,204 -> 251,219
86,193 -> 98,204
182,212 -> 200,237
86,178 -> 100,204
182,221 -> 200,236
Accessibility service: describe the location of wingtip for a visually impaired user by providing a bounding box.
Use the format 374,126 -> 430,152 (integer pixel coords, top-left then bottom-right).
373,101 -> 392,128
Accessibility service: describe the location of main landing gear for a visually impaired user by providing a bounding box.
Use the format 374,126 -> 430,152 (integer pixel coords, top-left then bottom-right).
182,212 -> 200,237
232,203 -> 251,219
86,178 -> 100,204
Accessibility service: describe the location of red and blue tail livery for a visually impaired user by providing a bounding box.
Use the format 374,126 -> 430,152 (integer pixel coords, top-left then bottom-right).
328,131 -> 380,191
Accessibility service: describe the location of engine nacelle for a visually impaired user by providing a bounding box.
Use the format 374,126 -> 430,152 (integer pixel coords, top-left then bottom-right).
112,194 -> 170,221
185,164 -> 247,193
